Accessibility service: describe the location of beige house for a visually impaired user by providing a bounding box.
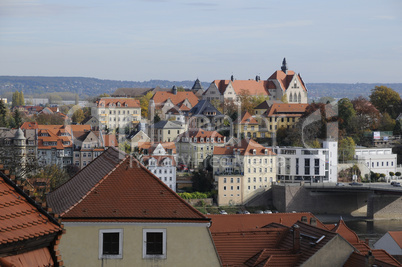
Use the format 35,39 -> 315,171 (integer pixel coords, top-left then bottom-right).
175,129 -> 226,169
213,139 -> 276,206
46,147 -> 220,267
151,120 -> 186,142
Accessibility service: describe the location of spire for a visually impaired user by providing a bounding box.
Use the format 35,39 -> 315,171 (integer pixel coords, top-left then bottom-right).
281,58 -> 288,74
172,85 -> 177,95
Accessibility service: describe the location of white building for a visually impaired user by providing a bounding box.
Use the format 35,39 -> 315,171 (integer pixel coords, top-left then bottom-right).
94,97 -> 141,130
274,141 -> 338,183
139,142 -> 177,191
354,147 -> 397,177
373,231 -> 402,256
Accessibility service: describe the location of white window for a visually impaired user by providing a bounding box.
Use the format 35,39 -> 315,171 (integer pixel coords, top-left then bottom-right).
99,229 -> 123,259
143,229 -> 166,259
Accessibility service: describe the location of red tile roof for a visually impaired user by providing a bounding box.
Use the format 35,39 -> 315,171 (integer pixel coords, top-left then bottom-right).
213,139 -> 275,156
212,80 -> 270,96
344,251 -> 401,267
266,103 -> 309,117
176,129 -> 225,143
331,219 -> 360,244
96,98 -> 140,108
152,91 -> 199,107
235,111 -> 258,124
47,147 -> 209,223
268,70 -> 307,92
389,231 -> 402,249
0,247 -> 55,267
138,142 -> 177,154
0,171 -> 62,265
208,213 -> 328,233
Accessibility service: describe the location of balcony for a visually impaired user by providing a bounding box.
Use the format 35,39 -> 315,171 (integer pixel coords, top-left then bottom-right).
100,113 -> 108,117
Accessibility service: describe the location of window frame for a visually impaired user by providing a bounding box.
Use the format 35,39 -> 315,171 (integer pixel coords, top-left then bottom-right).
143,229 -> 167,259
99,229 -> 123,259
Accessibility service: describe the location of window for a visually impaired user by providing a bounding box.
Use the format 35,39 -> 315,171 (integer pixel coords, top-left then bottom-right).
99,229 -> 123,259
143,229 -> 166,259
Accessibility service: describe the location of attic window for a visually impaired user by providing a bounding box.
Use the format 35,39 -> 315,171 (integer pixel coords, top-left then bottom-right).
253,149 -> 256,155
264,149 -> 268,155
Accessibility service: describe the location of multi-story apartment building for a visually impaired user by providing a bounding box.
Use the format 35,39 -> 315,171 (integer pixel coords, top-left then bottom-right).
151,120 -> 186,142
149,86 -> 199,120
274,141 -> 338,183
36,127 -> 73,167
138,142 -> 177,191
202,59 -> 308,104
234,112 -> 260,139
213,139 -> 276,206
354,147 -> 397,178
254,102 -> 309,138
72,130 -> 118,169
175,129 -> 226,169
94,97 -> 141,130
0,128 -> 37,177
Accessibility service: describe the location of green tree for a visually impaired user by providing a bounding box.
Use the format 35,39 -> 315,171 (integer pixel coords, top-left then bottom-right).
154,114 -> 161,123
14,109 -> 22,128
210,99 -> 223,113
49,94 -> 63,104
98,93 -> 110,98
390,172 -> 395,178
192,171 -> 214,192
338,98 -> 356,131
394,120 -> 402,136
0,99 -> 7,127
72,109 -> 85,124
396,172 -> 401,178
12,91 -> 22,107
378,112 -> 395,131
31,164 -> 70,192
369,86 -> 401,118
338,137 -> 356,162
19,91 -> 25,106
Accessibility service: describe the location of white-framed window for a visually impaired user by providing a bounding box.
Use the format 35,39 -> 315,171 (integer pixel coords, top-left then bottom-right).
99,229 -> 123,259
143,229 -> 166,259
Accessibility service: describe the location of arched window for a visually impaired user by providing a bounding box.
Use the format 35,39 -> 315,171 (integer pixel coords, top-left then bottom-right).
298,93 -> 301,103
289,93 -> 293,102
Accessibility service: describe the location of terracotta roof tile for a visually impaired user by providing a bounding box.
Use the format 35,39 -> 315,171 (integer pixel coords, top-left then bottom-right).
389,231 -> 402,249
331,219 -> 360,244
152,91 -> 199,107
268,70 -> 307,92
96,98 -> 140,108
235,111 -> 258,124
0,172 -> 62,253
213,80 -> 270,96
208,213 -> 328,233
344,251 -> 401,267
213,139 -> 275,156
266,103 -> 309,117
0,247 -> 54,267
176,129 -> 225,143
47,147 -> 208,222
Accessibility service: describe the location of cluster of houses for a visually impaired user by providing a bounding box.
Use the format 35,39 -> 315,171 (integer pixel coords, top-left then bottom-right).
1,149 -> 402,266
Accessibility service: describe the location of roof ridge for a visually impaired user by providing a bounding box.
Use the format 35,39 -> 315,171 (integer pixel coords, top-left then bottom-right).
61,153 -> 129,217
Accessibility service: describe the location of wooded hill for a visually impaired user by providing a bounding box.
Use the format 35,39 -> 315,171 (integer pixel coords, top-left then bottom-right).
0,76 -> 401,100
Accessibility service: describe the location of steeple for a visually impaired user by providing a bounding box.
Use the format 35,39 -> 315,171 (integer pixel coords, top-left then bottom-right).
172,85 -> 177,95
281,58 -> 288,74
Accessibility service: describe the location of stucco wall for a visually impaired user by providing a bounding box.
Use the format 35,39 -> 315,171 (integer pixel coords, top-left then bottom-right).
59,222 -> 221,267
302,235 -> 354,267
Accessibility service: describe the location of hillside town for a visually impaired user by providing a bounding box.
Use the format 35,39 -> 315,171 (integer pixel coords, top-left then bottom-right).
2,60 -> 402,266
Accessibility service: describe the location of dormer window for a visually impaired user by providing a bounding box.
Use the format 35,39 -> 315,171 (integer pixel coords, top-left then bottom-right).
218,138 -> 221,142
211,138 -> 214,143
206,138 -> 209,142
264,149 -> 268,155
200,138 -> 204,143
253,149 -> 256,155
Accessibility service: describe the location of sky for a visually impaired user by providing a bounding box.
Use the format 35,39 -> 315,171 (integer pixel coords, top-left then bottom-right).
0,0 -> 401,83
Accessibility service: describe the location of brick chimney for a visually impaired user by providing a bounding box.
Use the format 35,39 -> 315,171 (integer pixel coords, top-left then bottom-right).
292,224 -> 301,253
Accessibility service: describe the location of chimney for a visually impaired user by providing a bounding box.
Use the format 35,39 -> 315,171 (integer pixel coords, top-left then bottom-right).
255,75 -> 260,82
231,75 -> 234,81
292,224 -> 301,253
172,85 -> 177,95
365,251 -> 375,267
310,217 -> 317,227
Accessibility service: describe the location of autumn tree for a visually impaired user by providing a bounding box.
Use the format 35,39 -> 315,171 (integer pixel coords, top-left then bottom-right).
0,99 -> 7,127
35,113 -> 64,125
378,112 -> 395,131
12,91 -> 25,107
369,86 -> 401,119
140,91 -> 153,118
210,99 -> 223,113
351,96 -> 380,130
72,109 -> 85,124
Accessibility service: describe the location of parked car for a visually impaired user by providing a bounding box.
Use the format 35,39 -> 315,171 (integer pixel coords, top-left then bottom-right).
263,210 -> 273,214
349,182 -> 363,186
243,211 -> 250,214
393,182 -> 401,187
255,210 -> 264,214
336,183 -> 345,186
219,210 -> 228,215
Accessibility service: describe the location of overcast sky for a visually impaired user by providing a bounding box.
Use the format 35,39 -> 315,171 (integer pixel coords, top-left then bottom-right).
1,0 -> 401,83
